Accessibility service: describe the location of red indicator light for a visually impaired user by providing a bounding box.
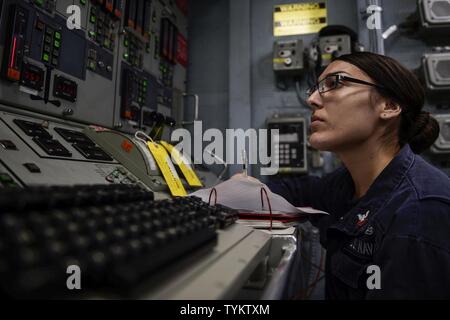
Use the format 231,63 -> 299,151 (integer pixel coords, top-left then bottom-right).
10,36 -> 17,68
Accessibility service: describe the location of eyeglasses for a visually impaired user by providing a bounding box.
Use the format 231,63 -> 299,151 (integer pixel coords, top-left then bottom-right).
306,74 -> 386,98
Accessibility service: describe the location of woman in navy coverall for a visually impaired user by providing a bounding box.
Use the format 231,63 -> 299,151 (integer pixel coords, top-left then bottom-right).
266,52 -> 450,299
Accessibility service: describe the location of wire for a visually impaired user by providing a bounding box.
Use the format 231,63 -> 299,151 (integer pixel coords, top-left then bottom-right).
295,80 -> 311,109
306,246 -> 325,299
292,241 -> 326,300
305,274 -> 326,298
301,248 -> 325,273
306,66 -> 318,93
275,76 -> 289,91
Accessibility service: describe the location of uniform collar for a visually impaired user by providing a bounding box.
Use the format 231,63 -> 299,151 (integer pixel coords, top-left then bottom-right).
332,144 -> 415,236
359,144 -> 415,204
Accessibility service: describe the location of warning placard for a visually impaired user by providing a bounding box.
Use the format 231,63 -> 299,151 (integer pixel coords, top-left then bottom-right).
274,2 -> 327,36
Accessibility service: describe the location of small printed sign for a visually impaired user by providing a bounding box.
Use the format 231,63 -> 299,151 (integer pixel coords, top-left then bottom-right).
274,2 -> 327,36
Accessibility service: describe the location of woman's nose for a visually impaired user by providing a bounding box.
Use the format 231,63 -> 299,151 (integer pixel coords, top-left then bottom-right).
306,90 -> 323,110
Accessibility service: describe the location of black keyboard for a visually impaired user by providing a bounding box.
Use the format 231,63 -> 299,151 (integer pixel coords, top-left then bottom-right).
0,184 -> 237,298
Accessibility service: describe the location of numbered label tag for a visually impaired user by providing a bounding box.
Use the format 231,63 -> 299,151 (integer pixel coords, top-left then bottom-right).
133,138 -> 158,172
160,141 -> 203,187
147,142 -> 187,196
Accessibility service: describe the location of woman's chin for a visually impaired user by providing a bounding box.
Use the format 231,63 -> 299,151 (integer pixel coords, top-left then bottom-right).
309,133 -> 333,151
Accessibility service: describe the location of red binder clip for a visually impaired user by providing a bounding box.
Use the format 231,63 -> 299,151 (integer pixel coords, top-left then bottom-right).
208,187 -> 217,206
260,187 -> 273,231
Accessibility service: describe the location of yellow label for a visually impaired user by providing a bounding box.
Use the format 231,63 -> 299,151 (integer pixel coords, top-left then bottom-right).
160,141 -> 203,187
273,58 -> 286,64
274,2 -> 327,36
147,142 -> 187,196
321,53 -> 332,61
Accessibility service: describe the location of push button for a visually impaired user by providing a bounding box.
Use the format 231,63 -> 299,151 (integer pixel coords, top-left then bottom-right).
35,20 -> 45,31
23,163 -> 41,173
0,172 -> 14,183
0,140 -> 18,150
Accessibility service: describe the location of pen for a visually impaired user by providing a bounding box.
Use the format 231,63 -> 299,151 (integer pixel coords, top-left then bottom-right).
242,149 -> 248,176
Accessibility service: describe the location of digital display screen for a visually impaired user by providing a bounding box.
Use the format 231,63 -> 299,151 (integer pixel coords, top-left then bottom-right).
20,63 -> 44,91
23,71 -> 42,83
278,133 -> 299,143
53,75 -> 77,102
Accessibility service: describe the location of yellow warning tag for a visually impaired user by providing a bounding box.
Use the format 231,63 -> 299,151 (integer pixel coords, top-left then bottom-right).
160,141 -> 203,187
147,142 -> 187,196
274,2 -> 327,36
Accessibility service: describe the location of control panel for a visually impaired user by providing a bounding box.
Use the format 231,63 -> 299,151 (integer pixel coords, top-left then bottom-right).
83,122 -> 217,194
0,0 -> 188,133
273,39 -> 304,76
0,107 -> 148,190
318,34 -> 352,67
0,0 -> 192,195
267,117 -> 308,174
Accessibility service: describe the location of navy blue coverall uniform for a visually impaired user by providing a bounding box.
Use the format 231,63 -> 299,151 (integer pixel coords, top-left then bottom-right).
268,144 -> 450,299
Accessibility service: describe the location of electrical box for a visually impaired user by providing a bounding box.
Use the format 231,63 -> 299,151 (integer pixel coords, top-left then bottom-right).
273,39 -> 304,76
419,0 -> 450,34
266,116 -> 307,174
318,34 -> 352,67
431,114 -> 450,153
422,52 -> 450,95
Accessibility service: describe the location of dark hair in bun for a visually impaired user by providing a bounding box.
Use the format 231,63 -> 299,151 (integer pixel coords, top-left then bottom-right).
405,111 -> 440,154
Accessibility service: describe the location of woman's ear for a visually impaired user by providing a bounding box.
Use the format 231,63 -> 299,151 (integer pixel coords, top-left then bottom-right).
380,100 -> 402,120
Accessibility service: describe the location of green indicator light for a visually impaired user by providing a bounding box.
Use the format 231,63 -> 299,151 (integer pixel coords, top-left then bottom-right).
80,0 -> 86,5
54,40 -> 60,48
90,15 -> 96,23
123,53 -> 129,60
54,32 -> 61,40
88,61 -> 96,70
0,173 -> 13,183
42,53 -> 50,62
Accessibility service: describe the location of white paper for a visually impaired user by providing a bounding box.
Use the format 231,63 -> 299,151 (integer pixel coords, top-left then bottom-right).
236,220 -> 298,229
190,174 -> 329,216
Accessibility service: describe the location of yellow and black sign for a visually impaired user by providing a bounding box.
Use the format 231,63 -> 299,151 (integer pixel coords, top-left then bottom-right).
274,2 -> 327,36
